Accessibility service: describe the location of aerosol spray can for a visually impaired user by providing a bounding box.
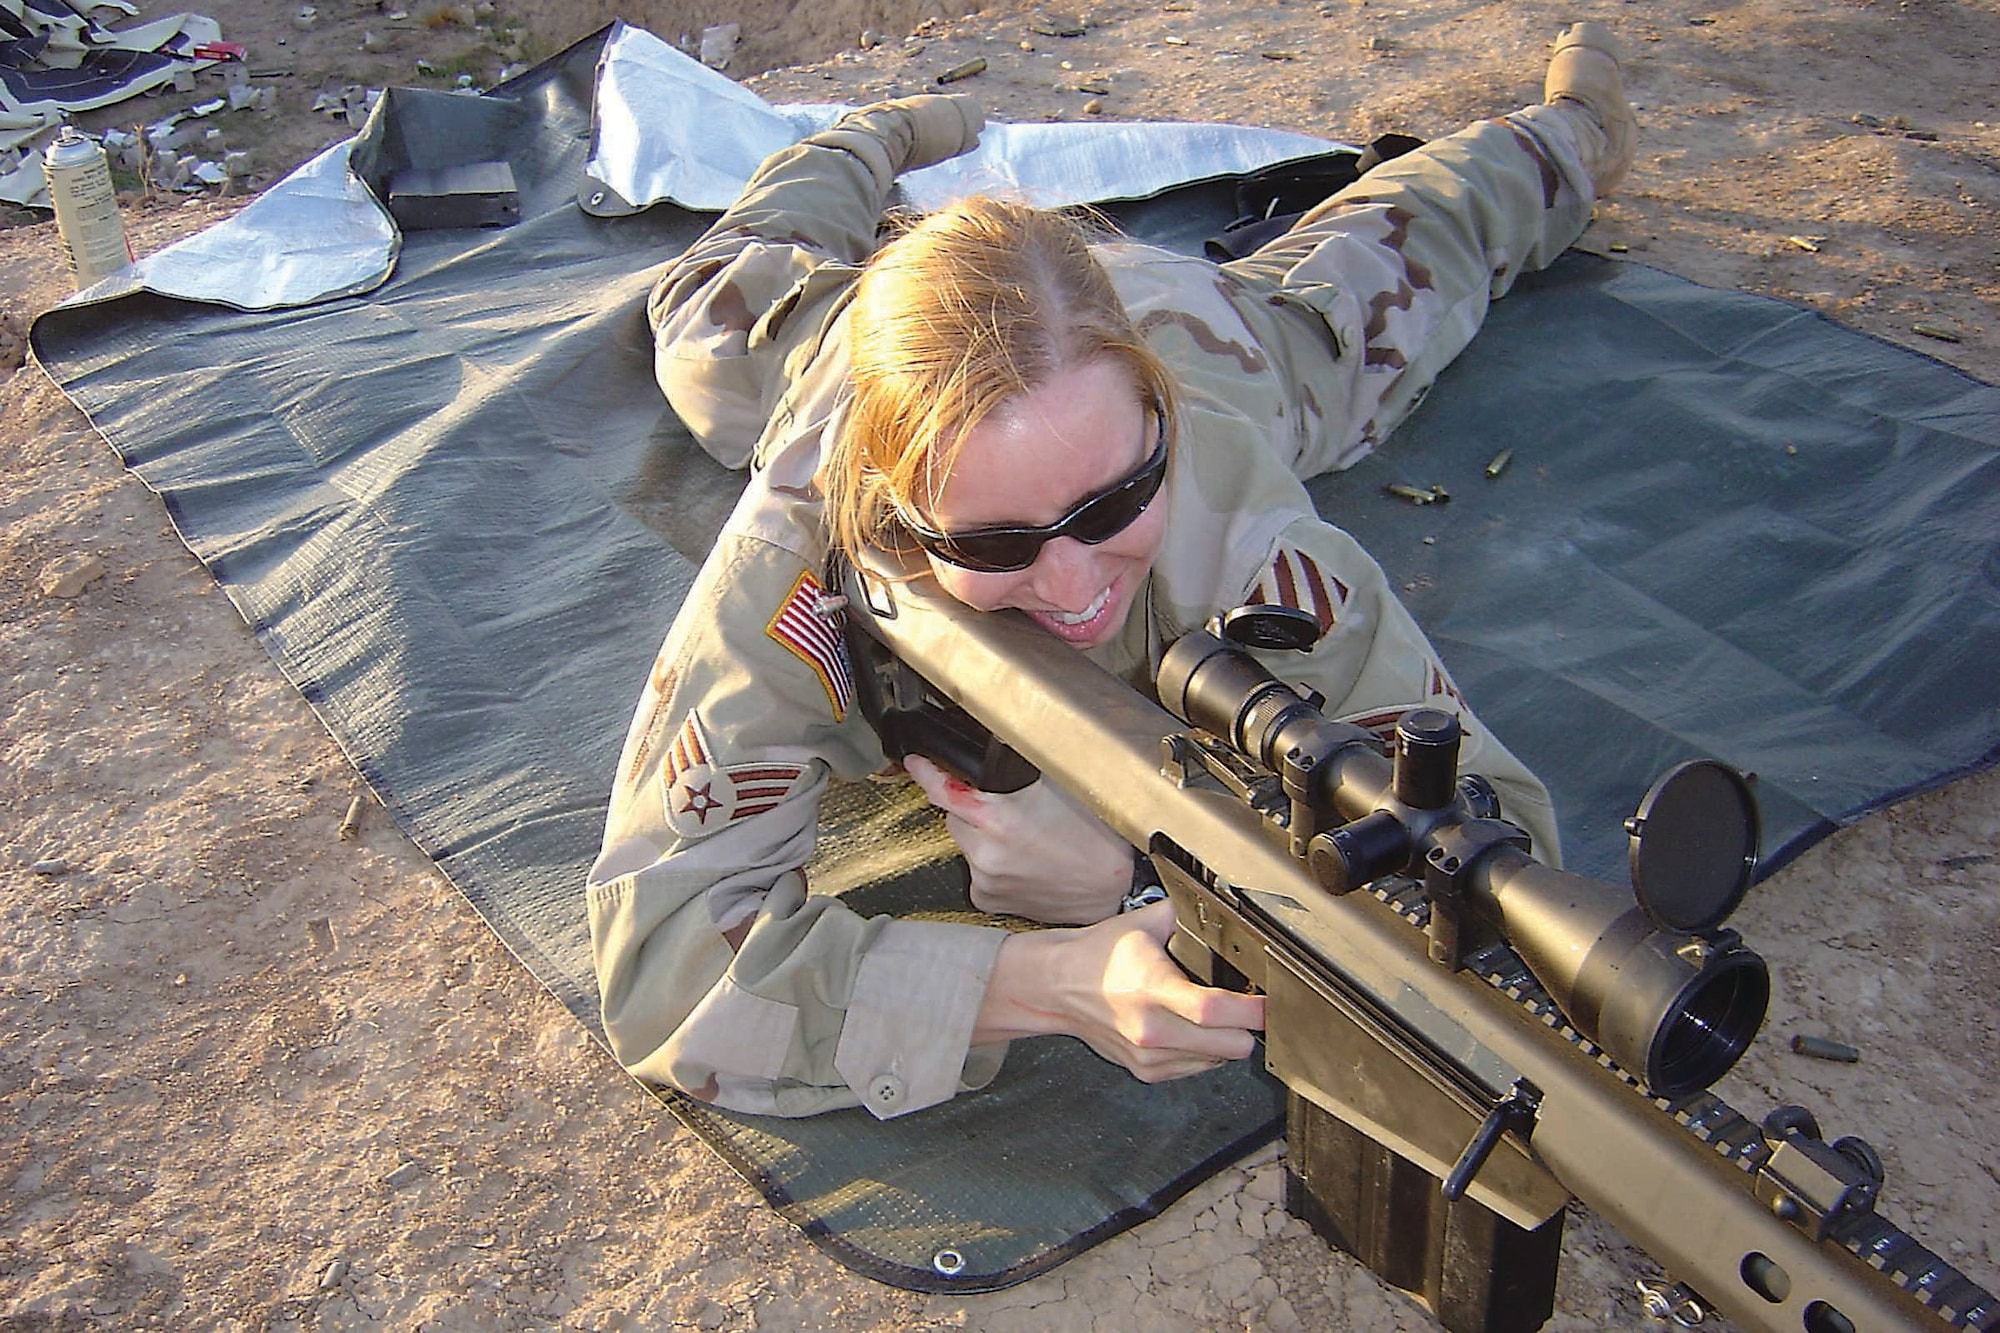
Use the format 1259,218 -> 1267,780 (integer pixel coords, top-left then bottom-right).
45,126 -> 134,291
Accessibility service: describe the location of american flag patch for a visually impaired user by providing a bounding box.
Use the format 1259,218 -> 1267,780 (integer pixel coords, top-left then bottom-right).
1250,547 -> 1348,636
767,570 -> 854,720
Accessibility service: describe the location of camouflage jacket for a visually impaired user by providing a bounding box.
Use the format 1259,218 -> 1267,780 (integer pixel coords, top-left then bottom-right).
589,100 -> 1603,1119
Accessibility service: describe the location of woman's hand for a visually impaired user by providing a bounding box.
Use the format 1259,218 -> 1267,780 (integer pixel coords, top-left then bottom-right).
973,901 -> 1266,1082
904,755 -> 1131,924
817,95 -> 986,190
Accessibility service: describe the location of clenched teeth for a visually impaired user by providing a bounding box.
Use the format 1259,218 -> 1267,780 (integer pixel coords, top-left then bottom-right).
1048,587 -> 1111,625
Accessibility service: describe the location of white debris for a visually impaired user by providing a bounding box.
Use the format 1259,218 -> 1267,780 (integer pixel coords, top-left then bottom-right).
699,23 -> 739,71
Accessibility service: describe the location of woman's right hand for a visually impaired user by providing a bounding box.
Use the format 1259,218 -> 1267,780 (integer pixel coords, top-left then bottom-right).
973,901 -> 1266,1083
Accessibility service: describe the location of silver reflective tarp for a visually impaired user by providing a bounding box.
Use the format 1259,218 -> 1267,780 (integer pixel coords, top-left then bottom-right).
83,19 -> 1341,312
580,22 -> 1339,216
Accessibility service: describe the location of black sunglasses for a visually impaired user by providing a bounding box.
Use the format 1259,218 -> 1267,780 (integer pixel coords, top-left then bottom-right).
899,413 -> 1170,573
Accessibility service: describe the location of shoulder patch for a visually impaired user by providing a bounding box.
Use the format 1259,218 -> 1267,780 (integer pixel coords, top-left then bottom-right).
1425,659 -> 1466,711
662,710 -> 812,840
1250,547 -> 1349,635
766,570 -> 854,721
1334,663 -> 1469,747
623,658 -> 682,786
1334,706 -> 1410,745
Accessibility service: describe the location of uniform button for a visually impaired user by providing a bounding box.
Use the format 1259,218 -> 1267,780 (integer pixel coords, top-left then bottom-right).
868,1073 -> 906,1109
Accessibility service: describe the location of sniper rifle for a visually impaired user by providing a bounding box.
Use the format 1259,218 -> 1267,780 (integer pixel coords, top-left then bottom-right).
840,562 -> 2000,1333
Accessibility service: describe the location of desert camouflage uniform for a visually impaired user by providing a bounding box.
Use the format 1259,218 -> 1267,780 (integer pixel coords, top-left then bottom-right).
589,98 -> 1608,1119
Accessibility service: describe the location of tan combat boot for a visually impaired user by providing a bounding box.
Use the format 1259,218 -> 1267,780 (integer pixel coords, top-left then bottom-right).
1544,22 -> 1637,197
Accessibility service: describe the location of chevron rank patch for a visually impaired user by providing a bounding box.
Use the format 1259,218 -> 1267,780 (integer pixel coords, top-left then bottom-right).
662,710 -> 810,840
766,569 -> 854,720
1336,660 -> 1470,748
1335,706 -> 1413,745
1425,658 -> 1466,710
1250,547 -> 1348,636
622,658 -> 682,786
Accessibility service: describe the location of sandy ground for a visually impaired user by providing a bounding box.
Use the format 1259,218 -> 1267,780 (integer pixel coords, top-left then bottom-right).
3,1 -> 1998,1329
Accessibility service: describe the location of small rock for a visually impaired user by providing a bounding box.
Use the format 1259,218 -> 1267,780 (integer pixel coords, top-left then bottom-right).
0,309 -> 25,371
1083,98 -> 1104,115
699,23 -> 739,70
318,1256 -> 349,1290
1264,1295 -> 1303,1332
382,1161 -> 424,1189
32,858 -> 70,876
40,553 -> 107,598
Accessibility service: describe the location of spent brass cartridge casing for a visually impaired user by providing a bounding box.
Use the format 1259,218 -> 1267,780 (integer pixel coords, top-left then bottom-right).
1385,482 -> 1449,505
1790,1034 -> 1861,1063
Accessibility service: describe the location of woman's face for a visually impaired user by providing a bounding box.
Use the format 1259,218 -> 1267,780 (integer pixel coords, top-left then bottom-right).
917,359 -> 1168,650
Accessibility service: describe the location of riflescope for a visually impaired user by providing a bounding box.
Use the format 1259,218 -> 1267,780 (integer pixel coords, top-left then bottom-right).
1156,622 -> 1769,1097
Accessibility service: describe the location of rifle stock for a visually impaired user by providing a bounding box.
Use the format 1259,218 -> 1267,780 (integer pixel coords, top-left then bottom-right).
840,562 -> 1999,1333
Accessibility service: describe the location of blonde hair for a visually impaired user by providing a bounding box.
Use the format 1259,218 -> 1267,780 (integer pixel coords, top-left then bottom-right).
822,196 -> 1175,559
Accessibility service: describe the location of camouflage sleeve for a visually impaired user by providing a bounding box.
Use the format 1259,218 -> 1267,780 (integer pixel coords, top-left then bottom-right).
1239,519 -> 1562,865
1221,100 -> 1604,475
645,95 -> 979,469
586,530 -> 1010,1118
644,135 -> 887,468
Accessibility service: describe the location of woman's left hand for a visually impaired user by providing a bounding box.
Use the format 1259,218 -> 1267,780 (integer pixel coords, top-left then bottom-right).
903,754 -> 1133,924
